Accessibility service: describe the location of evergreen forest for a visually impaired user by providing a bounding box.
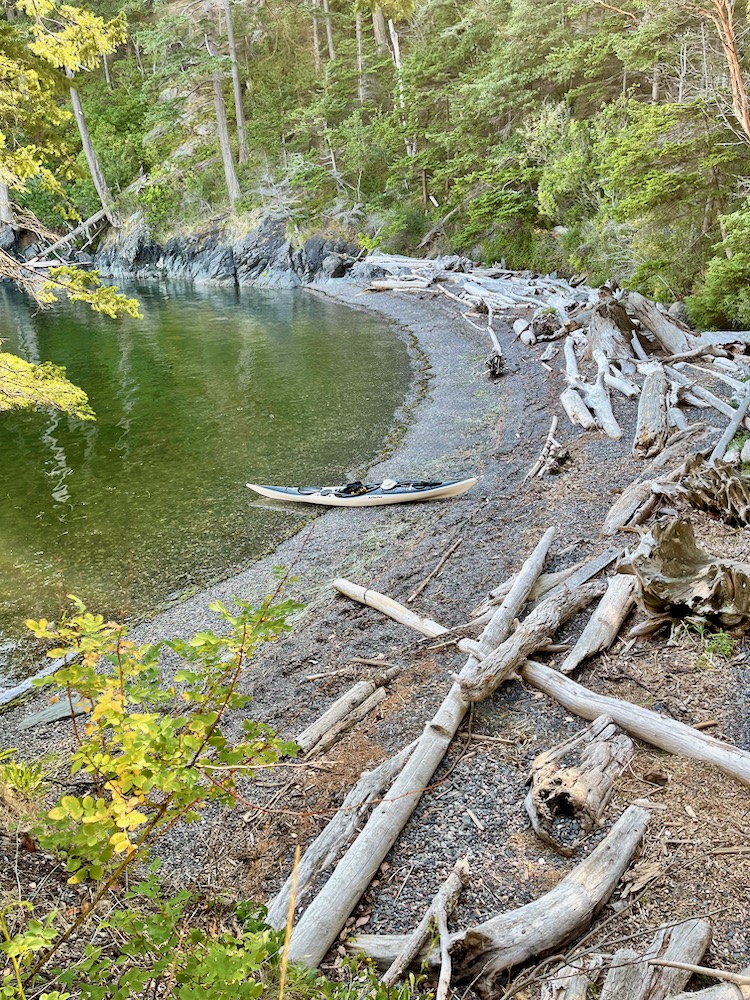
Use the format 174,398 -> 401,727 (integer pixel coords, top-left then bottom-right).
5,0 -> 750,326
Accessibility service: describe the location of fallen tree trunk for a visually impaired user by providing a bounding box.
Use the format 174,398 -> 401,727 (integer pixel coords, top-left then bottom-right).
598,917 -> 712,1000
709,383 -> 750,465
525,714 -> 634,855
457,581 -> 605,702
287,529 -> 557,966
349,804 -> 650,997
332,580 -> 447,638
521,660 -> 750,787
558,575 -> 636,674
628,292 -> 694,355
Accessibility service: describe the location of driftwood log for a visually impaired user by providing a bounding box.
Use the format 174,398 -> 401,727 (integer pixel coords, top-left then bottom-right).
457,581 -> 605,702
628,292 -> 694,355
598,917 -> 712,1000
294,669 -> 399,755
286,529 -> 557,966
265,740 -> 417,928
558,575 -> 637,674
521,660 -> 750,787
349,804 -> 650,997
540,958 -> 605,999
633,362 -> 669,459
670,966 -> 750,999
525,714 -> 634,856
619,516 -> 750,625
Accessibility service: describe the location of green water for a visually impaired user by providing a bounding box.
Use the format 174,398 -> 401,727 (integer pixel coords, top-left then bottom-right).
0,283 -> 411,685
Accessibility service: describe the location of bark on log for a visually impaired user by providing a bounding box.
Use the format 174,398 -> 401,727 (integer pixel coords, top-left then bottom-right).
633,363 -> 669,458
558,575 -> 637,674
382,857 -> 469,987
521,660 -> 750,787
599,917 -> 712,1000
628,292 -> 694,355
286,530 -> 557,967
349,804 -> 650,997
458,581 -> 605,702
265,740 -> 417,928
525,714 -> 634,855
587,299 -> 637,370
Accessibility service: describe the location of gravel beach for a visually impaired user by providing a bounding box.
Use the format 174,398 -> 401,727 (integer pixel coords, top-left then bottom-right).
2,279 -> 749,996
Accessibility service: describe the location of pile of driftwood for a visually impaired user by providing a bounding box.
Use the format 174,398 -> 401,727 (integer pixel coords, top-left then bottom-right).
259,258 -> 750,997
264,528 -> 750,997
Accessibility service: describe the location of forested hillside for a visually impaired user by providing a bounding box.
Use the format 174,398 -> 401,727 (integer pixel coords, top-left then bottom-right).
5,0 -> 750,327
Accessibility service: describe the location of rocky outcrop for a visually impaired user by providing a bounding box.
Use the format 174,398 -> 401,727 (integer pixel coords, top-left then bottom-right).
94,215 -> 360,288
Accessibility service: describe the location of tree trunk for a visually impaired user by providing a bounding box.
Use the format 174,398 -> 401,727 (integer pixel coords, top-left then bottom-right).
68,80 -> 120,228
222,0 -> 249,163
0,182 -> 15,226
356,11 -> 365,104
311,0 -> 322,74
372,7 -> 390,55
322,0 -> 335,61
205,34 -> 241,210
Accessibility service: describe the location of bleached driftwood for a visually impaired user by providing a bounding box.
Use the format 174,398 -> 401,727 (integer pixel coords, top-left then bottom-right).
521,660 -> 750,787
307,688 -> 387,757
599,917 -> 712,1000
457,581 -> 605,702
349,804 -> 650,997
295,669 -> 400,754
333,580 -> 447,638
286,530 -> 557,966
382,857 -> 469,988
667,366 -> 743,422
633,362 -> 669,458
619,516 -> 750,624
586,298 -> 637,370
525,714 -> 634,856
558,575 -> 637,674
563,337 -> 622,438
540,959 -> 604,1000
525,415 -> 568,479
407,538 -> 462,604
560,386 -> 597,430
628,292 -> 694,355
265,740 -> 417,928
601,480 -> 655,536
669,966 -> 750,999
681,454 -> 750,526
708,383 -> 750,465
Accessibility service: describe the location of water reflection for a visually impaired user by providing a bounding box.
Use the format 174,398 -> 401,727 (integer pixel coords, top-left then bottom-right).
0,282 -> 411,684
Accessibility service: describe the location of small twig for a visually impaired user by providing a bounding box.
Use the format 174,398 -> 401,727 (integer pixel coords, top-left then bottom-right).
648,959 -> 750,986
407,538 -> 462,604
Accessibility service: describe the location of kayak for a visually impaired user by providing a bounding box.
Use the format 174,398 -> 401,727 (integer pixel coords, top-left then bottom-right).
245,477 -> 478,507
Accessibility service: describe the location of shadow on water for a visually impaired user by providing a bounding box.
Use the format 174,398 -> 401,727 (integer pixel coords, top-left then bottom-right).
0,281 -> 411,686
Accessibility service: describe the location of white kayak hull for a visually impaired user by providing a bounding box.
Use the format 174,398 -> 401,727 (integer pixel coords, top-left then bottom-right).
245,477 -> 478,507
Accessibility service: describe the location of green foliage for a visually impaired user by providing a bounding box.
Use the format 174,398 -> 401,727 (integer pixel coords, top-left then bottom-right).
0,750 -> 50,798
0,353 -> 94,419
687,205 -> 750,329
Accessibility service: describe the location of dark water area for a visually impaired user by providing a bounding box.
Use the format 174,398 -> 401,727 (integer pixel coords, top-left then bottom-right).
0,282 -> 411,687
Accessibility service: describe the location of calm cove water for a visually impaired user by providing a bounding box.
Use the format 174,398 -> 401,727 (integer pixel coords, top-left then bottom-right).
0,282 -> 411,687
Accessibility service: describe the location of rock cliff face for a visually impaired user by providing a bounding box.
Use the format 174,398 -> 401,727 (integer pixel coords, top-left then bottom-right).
94,216 -> 360,288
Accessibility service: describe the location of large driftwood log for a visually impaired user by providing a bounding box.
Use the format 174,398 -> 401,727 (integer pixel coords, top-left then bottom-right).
265,740 -> 417,929
628,292 -> 694,355
709,384 -> 750,465
599,917 -> 712,1000
601,480 -> 656,536
540,959 -> 604,1000
286,530 -> 557,966
525,714 -> 634,856
619,516 -> 750,625
561,386 -> 598,430
521,660 -> 750,787
349,804 -> 650,997
633,363 -> 669,458
558,575 -> 637,674
667,366 -> 742,421
458,581 -> 605,702
587,298 -> 637,370
382,857 -> 470,987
